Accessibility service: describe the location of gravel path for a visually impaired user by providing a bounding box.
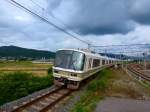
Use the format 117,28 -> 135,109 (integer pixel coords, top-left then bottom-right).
95,97 -> 150,112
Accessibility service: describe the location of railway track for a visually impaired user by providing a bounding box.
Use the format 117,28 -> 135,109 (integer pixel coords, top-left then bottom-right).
0,64 -> 116,112
0,86 -> 72,112
127,64 -> 150,82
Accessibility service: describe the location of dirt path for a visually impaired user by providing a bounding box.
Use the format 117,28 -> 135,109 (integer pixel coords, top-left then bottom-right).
95,97 -> 150,112
106,68 -> 150,99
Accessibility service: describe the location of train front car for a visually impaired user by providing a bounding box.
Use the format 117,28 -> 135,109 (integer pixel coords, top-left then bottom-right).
53,49 -> 85,89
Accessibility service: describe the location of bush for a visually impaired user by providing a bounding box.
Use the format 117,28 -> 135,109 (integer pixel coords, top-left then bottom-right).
0,72 -> 53,106
47,67 -> 53,74
87,69 -> 110,92
75,104 -> 87,112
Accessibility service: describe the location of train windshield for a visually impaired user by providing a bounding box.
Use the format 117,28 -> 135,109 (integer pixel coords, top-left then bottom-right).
55,50 -> 85,71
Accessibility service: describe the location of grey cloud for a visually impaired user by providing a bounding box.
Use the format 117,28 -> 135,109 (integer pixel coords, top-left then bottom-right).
0,0 -> 150,51
74,22 -> 133,35
52,0 -> 150,35
47,0 -> 62,10
53,0 -> 135,35
129,0 -> 150,24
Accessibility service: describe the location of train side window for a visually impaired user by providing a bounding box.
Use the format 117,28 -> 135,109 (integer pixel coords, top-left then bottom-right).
109,60 -> 111,64
102,60 -> 105,65
107,60 -> 109,64
92,59 -> 100,68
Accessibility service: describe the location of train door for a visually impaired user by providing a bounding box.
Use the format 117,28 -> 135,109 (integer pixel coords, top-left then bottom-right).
88,58 -> 92,69
100,58 -> 102,66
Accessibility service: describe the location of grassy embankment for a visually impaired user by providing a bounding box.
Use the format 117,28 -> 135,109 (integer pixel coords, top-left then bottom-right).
71,67 -> 150,112
0,63 -> 53,106
72,69 -> 112,112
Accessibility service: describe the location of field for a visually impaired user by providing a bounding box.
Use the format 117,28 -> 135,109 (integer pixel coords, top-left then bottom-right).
0,61 -> 52,76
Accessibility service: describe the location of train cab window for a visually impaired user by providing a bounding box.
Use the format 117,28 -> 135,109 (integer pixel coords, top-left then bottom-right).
92,59 -> 100,68
71,51 -> 85,71
55,50 -> 72,69
102,60 -> 105,65
55,50 -> 85,71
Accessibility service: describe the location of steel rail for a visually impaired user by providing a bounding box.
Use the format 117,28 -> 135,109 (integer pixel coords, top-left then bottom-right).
127,64 -> 150,82
0,86 -> 72,112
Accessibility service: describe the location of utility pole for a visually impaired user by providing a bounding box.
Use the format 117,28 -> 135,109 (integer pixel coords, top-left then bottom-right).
143,52 -> 147,72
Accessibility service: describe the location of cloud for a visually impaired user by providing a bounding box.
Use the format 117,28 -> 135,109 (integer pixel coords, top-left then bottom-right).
74,0 -> 134,35
51,0 -> 136,35
129,0 -> 150,24
86,25 -> 150,53
0,0 -> 150,52
51,0 -> 150,35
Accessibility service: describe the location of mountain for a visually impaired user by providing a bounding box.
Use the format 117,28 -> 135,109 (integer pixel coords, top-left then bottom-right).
0,46 -> 55,59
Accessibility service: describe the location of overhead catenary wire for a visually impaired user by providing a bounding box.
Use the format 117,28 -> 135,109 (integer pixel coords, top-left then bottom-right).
91,43 -> 150,47
30,0 -> 44,10
98,47 -> 150,55
29,0 -> 61,18
29,0 -> 86,40
100,50 -> 149,54
4,0 -> 150,55
93,43 -> 150,56
6,0 -> 90,46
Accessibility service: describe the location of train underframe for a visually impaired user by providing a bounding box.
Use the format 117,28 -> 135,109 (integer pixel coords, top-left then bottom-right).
54,77 -> 80,89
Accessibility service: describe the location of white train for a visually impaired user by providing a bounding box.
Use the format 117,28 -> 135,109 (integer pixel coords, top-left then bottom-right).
53,49 -> 119,89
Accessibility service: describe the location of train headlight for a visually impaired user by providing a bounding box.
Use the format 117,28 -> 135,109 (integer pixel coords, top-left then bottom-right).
71,74 -> 77,77
54,70 -> 59,73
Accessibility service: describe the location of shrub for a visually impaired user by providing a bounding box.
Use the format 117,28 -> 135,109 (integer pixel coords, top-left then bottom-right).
0,72 -> 53,106
47,67 -> 53,74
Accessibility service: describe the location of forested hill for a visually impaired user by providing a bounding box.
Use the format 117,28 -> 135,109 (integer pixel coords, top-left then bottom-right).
0,46 -> 55,59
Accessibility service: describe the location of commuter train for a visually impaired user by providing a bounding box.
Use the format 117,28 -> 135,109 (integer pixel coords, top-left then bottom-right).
53,49 -> 119,89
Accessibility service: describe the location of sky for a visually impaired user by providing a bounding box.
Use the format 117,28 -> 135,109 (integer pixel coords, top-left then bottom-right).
0,0 -> 150,52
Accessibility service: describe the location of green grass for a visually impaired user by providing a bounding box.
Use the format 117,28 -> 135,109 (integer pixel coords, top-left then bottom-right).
71,69 -> 112,112
141,80 -> 150,88
0,70 -> 53,106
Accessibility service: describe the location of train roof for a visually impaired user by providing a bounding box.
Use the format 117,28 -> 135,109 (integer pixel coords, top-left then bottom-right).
58,48 -> 102,57
57,49 -> 119,61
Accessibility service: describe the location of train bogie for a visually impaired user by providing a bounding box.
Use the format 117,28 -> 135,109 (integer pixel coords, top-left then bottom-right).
54,77 -> 80,89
